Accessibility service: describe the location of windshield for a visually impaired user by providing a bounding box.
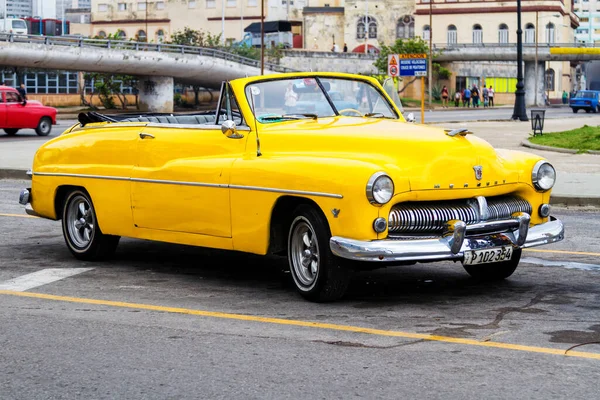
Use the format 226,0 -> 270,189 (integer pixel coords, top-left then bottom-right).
575,91 -> 596,99
245,77 -> 399,122
12,20 -> 26,29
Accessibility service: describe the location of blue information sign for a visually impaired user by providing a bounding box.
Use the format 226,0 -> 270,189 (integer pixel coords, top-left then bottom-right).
399,57 -> 427,77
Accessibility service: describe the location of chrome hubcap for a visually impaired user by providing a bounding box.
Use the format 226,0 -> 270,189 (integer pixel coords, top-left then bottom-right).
290,220 -> 319,288
66,195 -> 95,249
40,120 -> 50,133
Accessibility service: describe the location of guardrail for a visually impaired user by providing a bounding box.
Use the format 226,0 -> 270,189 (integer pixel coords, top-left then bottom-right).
0,33 -> 299,74
432,42 -> 598,50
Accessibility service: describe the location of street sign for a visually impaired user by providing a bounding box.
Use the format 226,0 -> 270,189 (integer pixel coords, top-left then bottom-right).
399,53 -> 427,77
388,54 -> 399,77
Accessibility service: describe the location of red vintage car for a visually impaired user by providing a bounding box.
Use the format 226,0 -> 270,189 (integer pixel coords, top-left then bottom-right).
0,86 -> 57,136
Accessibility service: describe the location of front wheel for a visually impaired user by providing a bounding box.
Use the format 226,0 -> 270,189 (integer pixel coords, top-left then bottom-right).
572,108 -> 578,113
287,205 -> 351,302
462,248 -> 522,281
61,189 -> 120,261
35,117 -> 52,136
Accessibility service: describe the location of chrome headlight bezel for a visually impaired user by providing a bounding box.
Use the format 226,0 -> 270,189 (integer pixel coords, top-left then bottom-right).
531,160 -> 556,191
366,172 -> 394,205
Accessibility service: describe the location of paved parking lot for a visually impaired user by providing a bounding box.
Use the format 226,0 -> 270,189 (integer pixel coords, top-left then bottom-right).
1,179 -> 599,398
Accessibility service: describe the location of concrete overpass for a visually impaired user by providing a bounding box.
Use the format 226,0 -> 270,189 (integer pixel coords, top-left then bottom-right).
0,34 -> 296,112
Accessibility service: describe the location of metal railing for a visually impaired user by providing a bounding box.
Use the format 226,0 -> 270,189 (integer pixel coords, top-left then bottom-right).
0,33 -> 299,73
432,42 -> 599,50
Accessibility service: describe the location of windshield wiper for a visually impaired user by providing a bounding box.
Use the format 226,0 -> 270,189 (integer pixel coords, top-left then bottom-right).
364,112 -> 393,119
259,113 -> 318,121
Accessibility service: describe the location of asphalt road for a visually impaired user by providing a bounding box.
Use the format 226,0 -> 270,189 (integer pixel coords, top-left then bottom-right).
1,179 -> 599,399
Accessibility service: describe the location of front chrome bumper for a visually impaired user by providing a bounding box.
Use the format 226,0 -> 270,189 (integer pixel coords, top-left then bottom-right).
18,188 -> 40,217
330,215 -> 564,263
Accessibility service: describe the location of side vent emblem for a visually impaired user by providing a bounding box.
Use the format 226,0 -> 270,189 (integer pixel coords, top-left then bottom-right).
473,165 -> 483,181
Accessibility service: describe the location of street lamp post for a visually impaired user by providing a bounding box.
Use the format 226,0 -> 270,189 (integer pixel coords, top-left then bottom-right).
512,0 -> 528,121
428,0 -> 432,108
260,0 -> 264,75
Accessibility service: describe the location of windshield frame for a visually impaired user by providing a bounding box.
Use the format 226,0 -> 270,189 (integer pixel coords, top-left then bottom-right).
243,75 -> 400,122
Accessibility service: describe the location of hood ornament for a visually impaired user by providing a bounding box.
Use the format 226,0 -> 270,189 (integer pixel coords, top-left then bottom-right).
473,165 -> 483,181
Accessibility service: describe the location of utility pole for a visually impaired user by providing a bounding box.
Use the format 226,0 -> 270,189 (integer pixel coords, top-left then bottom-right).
145,1 -> 148,42
260,0 -> 264,74
221,0 -> 225,45
534,10 -> 538,106
364,0 -> 368,54
428,0 -> 432,108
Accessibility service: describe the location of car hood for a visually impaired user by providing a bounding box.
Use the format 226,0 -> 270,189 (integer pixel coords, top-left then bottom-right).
261,117 -> 522,191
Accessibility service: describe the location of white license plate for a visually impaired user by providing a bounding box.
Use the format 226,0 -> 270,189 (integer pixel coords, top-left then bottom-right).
463,247 -> 513,266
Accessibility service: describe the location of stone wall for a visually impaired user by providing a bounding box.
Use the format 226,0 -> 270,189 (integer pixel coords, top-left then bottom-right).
280,50 -> 379,74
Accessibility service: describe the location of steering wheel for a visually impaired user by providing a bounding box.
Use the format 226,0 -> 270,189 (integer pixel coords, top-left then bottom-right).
338,108 -> 364,117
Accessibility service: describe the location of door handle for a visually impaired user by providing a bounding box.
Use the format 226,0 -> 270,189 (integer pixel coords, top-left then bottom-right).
139,133 -> 155,139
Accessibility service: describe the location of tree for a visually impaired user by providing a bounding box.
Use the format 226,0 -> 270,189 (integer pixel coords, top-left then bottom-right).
169,27 -> 222,48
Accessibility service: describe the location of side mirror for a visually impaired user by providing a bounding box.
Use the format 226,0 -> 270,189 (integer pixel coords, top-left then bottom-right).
221,120 -> 244,139
406,112 -> 416,123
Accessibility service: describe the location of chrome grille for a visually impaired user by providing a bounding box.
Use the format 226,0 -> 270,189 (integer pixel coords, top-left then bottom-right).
388,195 -> 532,234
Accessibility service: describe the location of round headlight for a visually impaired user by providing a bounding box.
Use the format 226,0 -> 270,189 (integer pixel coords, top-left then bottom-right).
532,160 -> 556,191
367,172 -> 394,205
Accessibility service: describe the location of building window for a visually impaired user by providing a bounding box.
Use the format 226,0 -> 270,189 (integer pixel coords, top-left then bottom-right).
396,15 -> 414,39
498,23 -> 509,43
117,30 -> 126,39
447,25 -> 457,45
248,0 -> 257,5
473,24 -> 482,44
524,23 -> 535,43
356,16 -> 377,39
98,3 -> 108,12
117,2 -> 127,11
206,0 -> 216,8
156,1 -> 165,9
156,29 -> 165,42
97,30 -> 107,38
137,30 -> 147,42
546,22 -> 555,43
138,2 -> 147,10
22,71 -> 79,94
545,69 -> 555,91
227,0 -> 236,6
189,0 -> 197,7
422,25 -> 430,41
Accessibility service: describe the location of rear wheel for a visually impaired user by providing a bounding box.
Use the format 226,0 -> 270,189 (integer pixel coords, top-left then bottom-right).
4,128 -> 18,136
463,248 -> 522,281
572,108 -> 578,113
61,189 -> 120,261
287,205 -> 351,302
35,117 -> 52,136
586,108 -> 592,113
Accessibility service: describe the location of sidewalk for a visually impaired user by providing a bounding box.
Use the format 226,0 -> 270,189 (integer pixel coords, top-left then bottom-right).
1,113 -> 599,206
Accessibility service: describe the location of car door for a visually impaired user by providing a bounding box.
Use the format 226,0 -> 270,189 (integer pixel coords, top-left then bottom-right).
130,83 -> 248,238
5,91 -> 28,128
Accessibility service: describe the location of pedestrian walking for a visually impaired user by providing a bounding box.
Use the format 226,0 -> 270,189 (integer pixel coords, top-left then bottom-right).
284,82 -> 298,113
343,43 -> 348,53
488,86 -> 494,107
463,87 -> 471,107
441,85 -> 449,108
17,83 -> 27,100
562,90 -> 568,104
471,84 -> 480,108
454,90 -> 461,107
482,86 -> 489,107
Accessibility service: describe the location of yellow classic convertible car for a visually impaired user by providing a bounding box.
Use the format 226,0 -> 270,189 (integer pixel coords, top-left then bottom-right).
19,72 -> 564,302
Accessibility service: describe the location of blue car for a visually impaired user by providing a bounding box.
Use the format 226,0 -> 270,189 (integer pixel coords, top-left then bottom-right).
570,90 -> 600,113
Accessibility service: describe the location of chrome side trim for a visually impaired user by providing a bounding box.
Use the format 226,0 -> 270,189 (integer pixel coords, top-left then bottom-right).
145,123 -> 251,131
330,216 -> 563,263
33,172 -> 130,181
229,184 -> 343,199
32,172 -> 342,199
132,177 -> 227,188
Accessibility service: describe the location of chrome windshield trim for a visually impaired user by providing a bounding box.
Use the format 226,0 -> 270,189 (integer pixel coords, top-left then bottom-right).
32,172 -> 342,199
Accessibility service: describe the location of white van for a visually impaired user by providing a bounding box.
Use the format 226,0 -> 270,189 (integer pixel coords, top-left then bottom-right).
0,18 -> 28,35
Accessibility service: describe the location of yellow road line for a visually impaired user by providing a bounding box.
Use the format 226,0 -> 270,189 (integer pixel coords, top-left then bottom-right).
0,213 -> 37,219
524,249 -> 600,257
1,290 -> 598,360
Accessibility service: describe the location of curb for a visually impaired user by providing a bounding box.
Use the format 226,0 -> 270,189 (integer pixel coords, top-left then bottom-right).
521,140 -> 600,155
0,169 -> 30,180
1,169 -> 598,208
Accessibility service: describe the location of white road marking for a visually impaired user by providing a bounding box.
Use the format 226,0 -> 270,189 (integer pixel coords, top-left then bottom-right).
521,257 -> 600,272
0,268 -> 94,292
